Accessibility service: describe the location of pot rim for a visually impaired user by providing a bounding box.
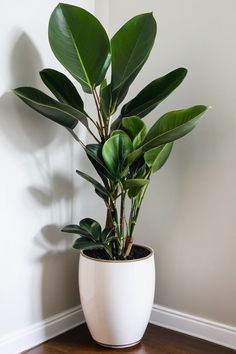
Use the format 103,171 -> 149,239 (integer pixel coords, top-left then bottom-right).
80,244 -> 154,263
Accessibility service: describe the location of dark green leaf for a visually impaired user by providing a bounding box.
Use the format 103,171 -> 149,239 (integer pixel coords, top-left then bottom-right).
49,3 -> 111,93
144,143 -> 173,172
102,131 -> 133,177
121,68 -> 187,118
61,224 -> 91,238
40,68 -> 84,110
79,218 -> 102,241
72,237 -> 98,250
76,170 -> 110,200
100,84 -> 112,119
134,164 -> 148,178
85,144 -> 113,182
95,188 -> 108,204
143,105 -> 208,149
101,228 -> 114,242
13,87 -> 88,129
110,61 -> 146,114
103,244 -> 113,258
110,13 -> 156,109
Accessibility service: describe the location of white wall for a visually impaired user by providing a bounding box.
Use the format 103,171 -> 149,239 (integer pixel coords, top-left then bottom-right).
1,0 -> 236,350
109,0 -> 236,327
0,0 -> 103,340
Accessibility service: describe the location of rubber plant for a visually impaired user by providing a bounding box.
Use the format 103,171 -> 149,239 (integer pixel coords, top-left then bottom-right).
13,3 -> 208,259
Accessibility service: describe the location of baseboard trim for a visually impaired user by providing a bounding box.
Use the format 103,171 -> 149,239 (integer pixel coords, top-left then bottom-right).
0,305 -> 85,354
150,304 -> 236,350
1,303 -> 235,353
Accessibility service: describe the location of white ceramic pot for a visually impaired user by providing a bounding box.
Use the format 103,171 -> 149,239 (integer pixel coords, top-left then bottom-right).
79,244 -> 155,348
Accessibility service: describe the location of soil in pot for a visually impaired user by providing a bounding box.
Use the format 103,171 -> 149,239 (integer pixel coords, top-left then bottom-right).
83,245 -> 150,261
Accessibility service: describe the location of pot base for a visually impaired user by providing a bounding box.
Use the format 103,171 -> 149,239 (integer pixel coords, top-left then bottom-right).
95,339 -> 141,348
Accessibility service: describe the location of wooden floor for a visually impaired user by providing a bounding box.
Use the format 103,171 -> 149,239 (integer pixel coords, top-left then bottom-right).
24,323 -> 235,354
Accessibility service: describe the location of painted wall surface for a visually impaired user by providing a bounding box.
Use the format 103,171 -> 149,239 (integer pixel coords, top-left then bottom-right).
1,0 -> 235,343
0,0 -> 104,338
108,0 -> 236,326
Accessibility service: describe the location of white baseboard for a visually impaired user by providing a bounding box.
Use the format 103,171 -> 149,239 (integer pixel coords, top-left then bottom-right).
150,304 -> 236,350
0,305 -> 84,354
1,303 -> 235,353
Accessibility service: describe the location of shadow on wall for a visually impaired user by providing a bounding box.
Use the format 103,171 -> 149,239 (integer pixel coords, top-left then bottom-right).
0,32 -> 55,152
33,224 -> 79,320
0,32 -> 80,332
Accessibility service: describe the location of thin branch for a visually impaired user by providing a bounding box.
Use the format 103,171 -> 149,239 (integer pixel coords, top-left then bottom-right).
107,114 -> 113,136
92,88 -> 105,138
86,126 -> 100,143
66,128 -> 85,148
87,115 -> 98,128
94,87 -> 100,104
95,122 -> 103,140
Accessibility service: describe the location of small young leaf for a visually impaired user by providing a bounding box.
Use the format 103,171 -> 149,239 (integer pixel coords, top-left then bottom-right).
124,179 -> 149,198
122,116 -> 147,148
144,143 -> 173,172
102,131 -> 133,178
123,179 -> 149,190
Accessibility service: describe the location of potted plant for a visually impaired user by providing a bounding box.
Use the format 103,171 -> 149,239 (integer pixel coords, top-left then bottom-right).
13,3 -> 208,348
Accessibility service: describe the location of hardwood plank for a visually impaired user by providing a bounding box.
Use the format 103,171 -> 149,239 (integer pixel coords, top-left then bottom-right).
24,323 -> 235,354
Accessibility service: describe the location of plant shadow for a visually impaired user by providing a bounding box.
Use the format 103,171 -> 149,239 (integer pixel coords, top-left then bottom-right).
0,31 -> 81,337
33,224 -> 80,319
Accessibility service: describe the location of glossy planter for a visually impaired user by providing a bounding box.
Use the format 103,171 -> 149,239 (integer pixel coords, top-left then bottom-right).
79,245 -> 155,348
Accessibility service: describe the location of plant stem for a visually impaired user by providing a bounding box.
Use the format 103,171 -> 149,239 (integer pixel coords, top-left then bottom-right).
87,127 -> 101,143
119,188 -> 126,255
92,88 -> 106,139
130,171 -> 151,238
107,114 -> 113,136
66,128 -> 85,148
125,170 -> 151,256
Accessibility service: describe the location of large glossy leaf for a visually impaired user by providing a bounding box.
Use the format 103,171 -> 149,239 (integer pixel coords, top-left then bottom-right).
110,13 -> 156,108
143,105 -> 208,150
110,60 -> 147,115
121,68 -> 187,118
144,143 -> 173,172
40,68 -> 84,110
102,131 -> 133,178
76,170 -> 110,200
48,3 -> 111,93
127,105 -> 208,163
72,237 -> 99,250
122,116 -> 147,148
13,87 -> 88,129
